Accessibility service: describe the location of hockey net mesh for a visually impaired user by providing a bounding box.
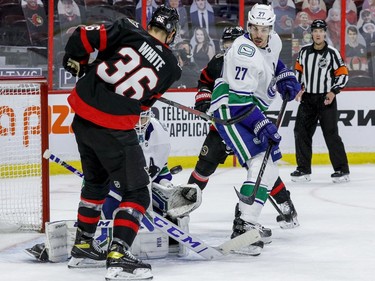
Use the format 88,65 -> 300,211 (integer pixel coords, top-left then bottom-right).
0,81 -> 45,232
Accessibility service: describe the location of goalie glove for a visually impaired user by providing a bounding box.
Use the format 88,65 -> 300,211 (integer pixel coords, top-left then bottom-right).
63,53 -> 88,77
151,182 -> 202,219
275,68 -> 301,101
194,88 -> 212,113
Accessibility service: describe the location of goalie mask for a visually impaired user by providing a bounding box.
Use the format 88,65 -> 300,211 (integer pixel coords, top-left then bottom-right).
136,109 -> 153,143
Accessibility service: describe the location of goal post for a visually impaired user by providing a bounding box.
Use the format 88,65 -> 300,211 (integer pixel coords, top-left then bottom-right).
0,76 -> 49,232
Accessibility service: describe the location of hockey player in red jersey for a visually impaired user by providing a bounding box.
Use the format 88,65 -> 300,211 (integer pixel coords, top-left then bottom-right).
63,5 -> 181,280
184,26 -> 299,232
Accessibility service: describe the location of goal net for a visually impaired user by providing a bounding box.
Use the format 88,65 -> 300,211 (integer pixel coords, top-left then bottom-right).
0,77 -> 49,232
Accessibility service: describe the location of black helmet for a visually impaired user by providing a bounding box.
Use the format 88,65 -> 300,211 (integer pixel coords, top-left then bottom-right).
311,19 -> 327,31
148,5 -> 179,44
221,26 -> 245,41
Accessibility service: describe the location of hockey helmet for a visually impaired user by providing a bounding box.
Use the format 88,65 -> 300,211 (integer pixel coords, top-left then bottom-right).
247,4 -> 276,27
136,109 -> 153,143
221,26 -> 245,41
148,5 -> 180,44
310,19 -> 327,31
220,26 -> 245,50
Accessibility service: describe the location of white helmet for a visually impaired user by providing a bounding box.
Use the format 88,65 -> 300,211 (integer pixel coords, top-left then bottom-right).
247,4 -> 276,27
135,109 -> 153,143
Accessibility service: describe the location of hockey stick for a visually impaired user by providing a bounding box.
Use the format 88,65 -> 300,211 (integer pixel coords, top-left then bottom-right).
235,97 -> 289,205
44,150 -> 261,259
267,196 -> 286,221
158,96 -> 255,125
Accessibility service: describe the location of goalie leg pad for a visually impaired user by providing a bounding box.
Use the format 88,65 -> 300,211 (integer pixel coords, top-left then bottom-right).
130,227 -> 169,259
44,220 -> 69,262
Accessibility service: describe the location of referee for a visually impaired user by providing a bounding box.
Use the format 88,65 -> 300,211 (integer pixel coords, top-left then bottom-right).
291,19 -> 350,183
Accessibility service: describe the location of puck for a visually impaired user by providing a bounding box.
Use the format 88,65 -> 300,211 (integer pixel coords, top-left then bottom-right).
170,165 -> 183,175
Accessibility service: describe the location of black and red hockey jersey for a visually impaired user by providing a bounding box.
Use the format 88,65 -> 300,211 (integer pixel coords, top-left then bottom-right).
197,52 -> 224,91
66,18 -> 181,130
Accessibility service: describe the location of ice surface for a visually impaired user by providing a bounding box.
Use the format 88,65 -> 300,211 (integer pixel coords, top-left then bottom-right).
1,165 -> 375,281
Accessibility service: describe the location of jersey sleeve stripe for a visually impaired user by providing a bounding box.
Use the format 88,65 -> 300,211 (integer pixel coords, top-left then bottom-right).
98,24 -> 107,51
295,61 -> 303,73
80,27 -> 95,54
334,66 -> 349,76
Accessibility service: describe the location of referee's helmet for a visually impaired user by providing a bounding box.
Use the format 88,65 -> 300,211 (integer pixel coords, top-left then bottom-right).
311,19 -> 327,31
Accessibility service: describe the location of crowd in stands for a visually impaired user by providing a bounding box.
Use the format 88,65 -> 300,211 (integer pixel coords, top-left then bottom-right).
0,0 -> 375,88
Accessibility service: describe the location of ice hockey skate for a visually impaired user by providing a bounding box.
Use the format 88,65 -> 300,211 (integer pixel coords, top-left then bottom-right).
25,243 -> 49,262
231,204 -> 271,256
276,199 -> 300,229
105,243 -> 152,281
290,170 -> 311,182
331,171 -> 350,183
68,229 -> 107,268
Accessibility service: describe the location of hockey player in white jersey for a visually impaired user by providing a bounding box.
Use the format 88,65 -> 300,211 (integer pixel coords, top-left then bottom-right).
25,109 -> 201,264
209,4 -> 301,255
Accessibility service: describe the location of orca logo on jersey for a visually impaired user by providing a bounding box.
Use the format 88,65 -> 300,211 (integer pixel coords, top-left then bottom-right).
238,44 -> 255,57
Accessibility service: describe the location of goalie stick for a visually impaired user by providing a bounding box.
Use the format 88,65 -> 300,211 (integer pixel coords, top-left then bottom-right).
44,149 -> 261,259
235,96 -> 289,206
158,97 -> 256,125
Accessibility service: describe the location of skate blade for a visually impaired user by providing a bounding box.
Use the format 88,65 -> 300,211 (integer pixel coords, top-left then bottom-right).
332,175 -> 350,183
68,257 -> 106,268
233,246 -> 262,256
260,236 -> 272,245
279,218 -> 300,229
24,249 -> 48,262
105,267 -> 153,281
291,175 -> 311,182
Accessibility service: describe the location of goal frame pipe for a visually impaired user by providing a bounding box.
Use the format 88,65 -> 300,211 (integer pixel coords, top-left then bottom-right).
0,76 -> 50,232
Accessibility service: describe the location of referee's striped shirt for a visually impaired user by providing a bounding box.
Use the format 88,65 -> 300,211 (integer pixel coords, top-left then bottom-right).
294,42 -> 349,95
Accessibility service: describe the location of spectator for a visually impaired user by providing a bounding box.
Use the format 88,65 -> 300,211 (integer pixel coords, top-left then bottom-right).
171,41 -> 200,88
292,11 -> 312,59
362,0 -> 375,15
358,9 -> 375,39
272,0 -> 296,36
136,0 -> 157,24
332,0 -> 357,25
167,0 -> 189,41
326,8 -> 341,50
345,25 -> 369,73
293,11 -> 312,42
22,0 -> 48,46
361,20 -> 375,78
190,0 -> 216,39
302,0 -> 327,20
58,0 -> 82,44
191,27 -> 215,70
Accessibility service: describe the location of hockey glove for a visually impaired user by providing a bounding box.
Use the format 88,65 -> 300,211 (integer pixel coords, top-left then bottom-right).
275,69 -> 301,101
63,53 -> 88,78
251,107 -> 281,145
194,89 -> 212,113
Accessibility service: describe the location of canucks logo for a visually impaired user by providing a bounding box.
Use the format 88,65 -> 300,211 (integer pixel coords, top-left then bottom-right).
238,44 -> 255,57
267,76 -> 277,99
